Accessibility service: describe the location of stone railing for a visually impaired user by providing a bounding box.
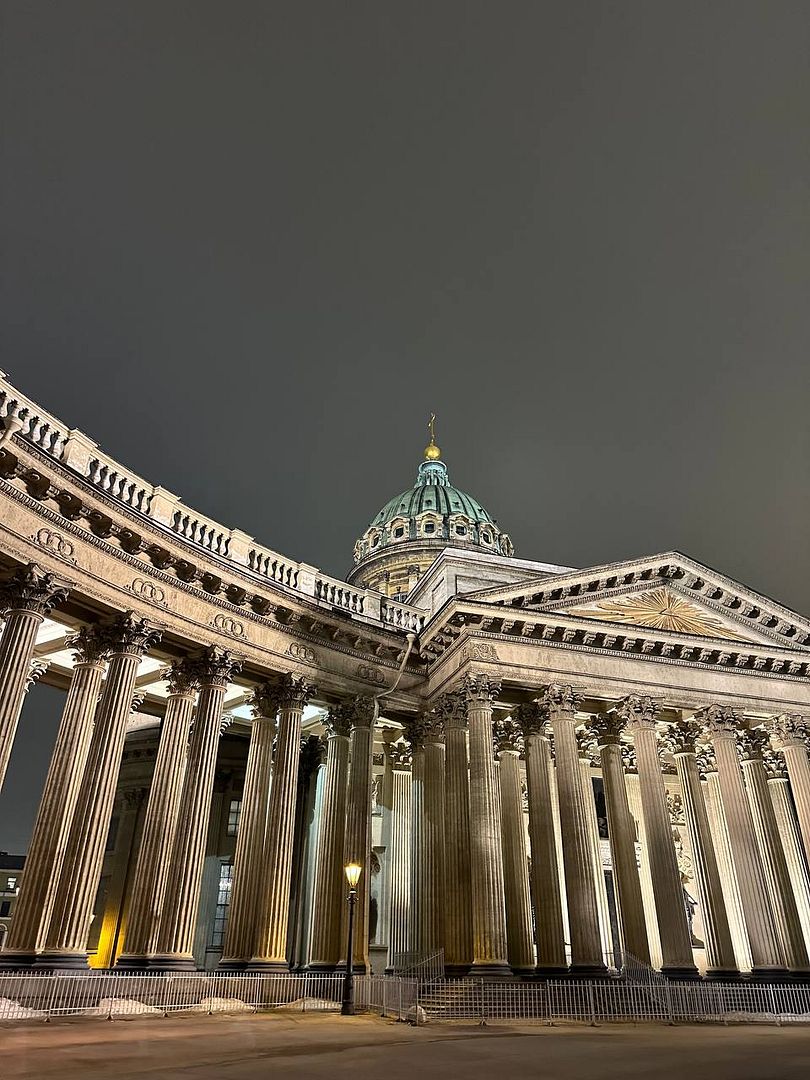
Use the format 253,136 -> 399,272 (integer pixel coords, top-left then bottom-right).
0,371 -> 425,633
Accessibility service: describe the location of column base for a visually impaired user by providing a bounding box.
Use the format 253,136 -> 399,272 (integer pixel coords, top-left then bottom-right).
246,960 -> 290,973
217,958 -> 250,971
569,963 -> 609,978
114,955 -> 151,970
0,951 -> 39,970
747,966 -> 791,983
705,968 -> 740,981
443,963 -> 472,978
144,955 -> 197,971
468,962 -> 513,978
306,962 -> 338,973
35,951 -> 90,970
534,965 -> 569,978
661,965 -> 701,981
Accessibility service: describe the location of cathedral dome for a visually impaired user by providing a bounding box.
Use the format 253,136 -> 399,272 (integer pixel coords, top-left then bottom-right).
348,436 -> 514,600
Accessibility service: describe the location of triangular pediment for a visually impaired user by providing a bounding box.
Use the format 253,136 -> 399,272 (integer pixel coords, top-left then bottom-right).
463,551 -> 810,652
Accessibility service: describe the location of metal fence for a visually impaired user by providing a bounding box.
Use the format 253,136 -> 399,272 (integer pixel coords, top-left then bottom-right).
0,970 -> 808,1026
0,971 -> 417,1022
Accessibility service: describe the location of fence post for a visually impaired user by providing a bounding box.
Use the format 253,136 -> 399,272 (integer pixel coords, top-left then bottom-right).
587,980 -> 597,1026
769,986 -> 781,1027
665,978 -> 674,1025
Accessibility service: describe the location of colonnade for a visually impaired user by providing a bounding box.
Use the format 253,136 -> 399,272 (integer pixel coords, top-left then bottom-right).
2,560 -> 810,980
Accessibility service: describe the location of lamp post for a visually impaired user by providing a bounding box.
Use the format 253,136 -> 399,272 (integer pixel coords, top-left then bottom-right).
341,862 -> 362,1015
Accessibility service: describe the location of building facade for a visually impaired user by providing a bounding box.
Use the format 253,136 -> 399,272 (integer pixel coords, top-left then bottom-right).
0,370 -> 809,979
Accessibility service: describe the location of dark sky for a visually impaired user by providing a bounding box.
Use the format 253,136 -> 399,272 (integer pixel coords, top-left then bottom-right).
1,3 -> 809,849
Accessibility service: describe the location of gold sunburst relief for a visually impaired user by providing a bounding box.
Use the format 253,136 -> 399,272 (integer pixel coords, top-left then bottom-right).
562,586 -> 749,641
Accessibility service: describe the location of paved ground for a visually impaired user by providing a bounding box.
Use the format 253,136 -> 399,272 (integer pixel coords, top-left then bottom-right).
4,1011 -> 810,1079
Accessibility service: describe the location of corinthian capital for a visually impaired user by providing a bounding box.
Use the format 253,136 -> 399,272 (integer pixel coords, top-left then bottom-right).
737,726 -> 768,762
464,674 -> 501,707
252,673 -> 317,717
68,623 -> 113,666
587,711 -> 625,747
541,683 -> 581,721
191,644 -> 241,688
25,658 -> 49,691
434,691 -> 467,730
513,702 -> 548,738
616,694 -> 661,730
696,703 -> 740,739
164,657 -> 200,697
769,713 -> 809,749
493,718 -> 523,755
101,611 -> 163,659
662,720 -> 701,756
345,694 -> 376,729
0,562 -> 71,617
324,703 -> 352,737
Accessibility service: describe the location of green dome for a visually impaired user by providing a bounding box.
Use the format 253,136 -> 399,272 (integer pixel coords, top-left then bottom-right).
370,460 -> 496,529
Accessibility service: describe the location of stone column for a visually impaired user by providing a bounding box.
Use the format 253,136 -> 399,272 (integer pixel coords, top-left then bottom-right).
386,744 -> 412,968
577,731 -> 613,966
376,726 -> 398,953
494,719 -> 534,973
152,646 -> 242,968
624,748 -> 663,969
764,750 -> 810,954
341,695 -> 376,972
0,563 -> 70,793
664,723 -> 737,976
117,659 -> 198,966
700,750 -> 753,972
2,626 -> 109,963
42,614 -> 162,966
588,713 -> 650,966
465,674 -> 510,975
770,714 -> 810,866
621,695 -> 696,978
700,704 -> 786,976
544,683 -> 605,974
439,691 -> 473,975
405,713 -> 445,959
216,685 -> 277,967
308,704 -> 351,969
516,703 -> 567,974
252,674 -> 316,970
737,728 -> 809,973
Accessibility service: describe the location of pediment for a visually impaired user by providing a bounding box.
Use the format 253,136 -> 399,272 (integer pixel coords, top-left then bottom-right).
465,551 -> 810,652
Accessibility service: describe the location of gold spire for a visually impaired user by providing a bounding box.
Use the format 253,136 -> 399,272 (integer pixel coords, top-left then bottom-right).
424,412 -> 441,460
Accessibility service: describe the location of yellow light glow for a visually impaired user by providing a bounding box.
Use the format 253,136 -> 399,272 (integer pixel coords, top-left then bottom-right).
344,862 -> 362,888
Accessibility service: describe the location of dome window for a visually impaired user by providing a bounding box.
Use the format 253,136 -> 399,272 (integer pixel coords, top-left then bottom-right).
394,526 -> 405,539
424,522 -> 435,534
455,525 -> 467,536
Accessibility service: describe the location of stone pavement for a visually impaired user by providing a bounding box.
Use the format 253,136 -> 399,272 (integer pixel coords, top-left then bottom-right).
4,1011 -> 810,1079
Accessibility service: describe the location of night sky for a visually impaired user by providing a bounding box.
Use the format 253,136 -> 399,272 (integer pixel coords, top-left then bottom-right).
1,3 -> 809,850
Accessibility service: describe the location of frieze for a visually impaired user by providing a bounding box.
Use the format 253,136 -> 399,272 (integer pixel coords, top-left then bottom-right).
212,612 -> 246,639
462,641 -> 499,663
356,662 -> 387,686
287,641 -> 319,666
32,526 -> 76,565
130,577 -> 168,608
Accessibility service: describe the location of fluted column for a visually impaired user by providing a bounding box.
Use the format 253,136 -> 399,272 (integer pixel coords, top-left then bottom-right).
42,614 -> 162,967
494,719 -> 534,973
516,703 -> 566,974
588,713 -> 650,966
465,674 -> 509,975
405,713 -> 445,958
664,723 -> 737,976
764,750 -> 810,953
738,728 -> 809,972
700,751 -> 752,972
308,704 -> 351,969
216,687 -> 277,967
152,646 -> 241,969
0,563 -> 70,793
252,675 -> 316,970
377,726 -> 398,952
386,744 -> 412,968
340,696 -> 375,972
577,731 -> 612,966
439,692 -> 472,974
621,696 -> 696,977
116,660 -> 197,966
770,714 -> 810,867
3,626 -> 108,963
700,704 -> 786,976
624,749 -> 663,969
544,684 -> 605,974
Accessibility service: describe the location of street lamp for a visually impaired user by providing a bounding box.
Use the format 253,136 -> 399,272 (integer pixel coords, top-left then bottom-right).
341,862 -> 362,1015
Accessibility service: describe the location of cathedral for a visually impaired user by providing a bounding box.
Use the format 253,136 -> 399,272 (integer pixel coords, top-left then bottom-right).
1,369 -> 810,983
